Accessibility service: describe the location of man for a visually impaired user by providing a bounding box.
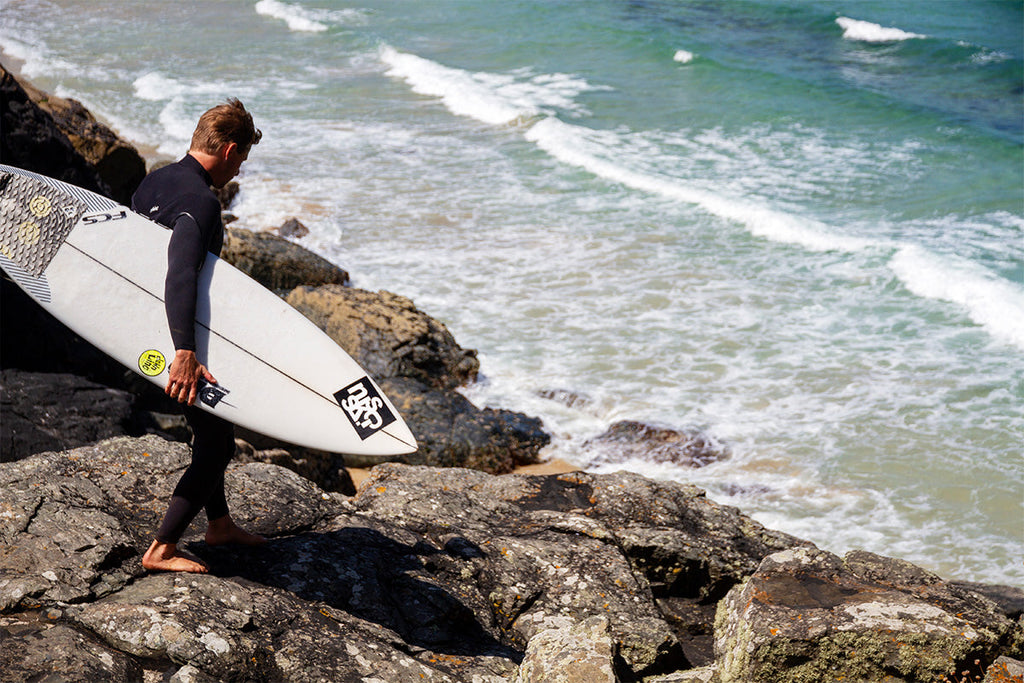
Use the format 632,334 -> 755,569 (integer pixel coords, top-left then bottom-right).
132,99 -> 265,573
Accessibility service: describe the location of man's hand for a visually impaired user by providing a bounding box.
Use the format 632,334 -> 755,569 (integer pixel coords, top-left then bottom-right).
166,349 -> 217,406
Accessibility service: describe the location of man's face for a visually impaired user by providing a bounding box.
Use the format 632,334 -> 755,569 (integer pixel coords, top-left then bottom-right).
211,143 -> 248,188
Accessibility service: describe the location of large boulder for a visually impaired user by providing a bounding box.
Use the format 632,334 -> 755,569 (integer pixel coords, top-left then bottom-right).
0,619 -> 144,683
582,420 -> 730,469
514,615 -> 617,683
379,376 -> 548,472
714,546 -> 1023,683
220,227 -> 350,293
347,464 -> 803,677
286,284 -> 480,391
0,63 -> 112,197
0,370 -> 138,463
19,76 -> 146,205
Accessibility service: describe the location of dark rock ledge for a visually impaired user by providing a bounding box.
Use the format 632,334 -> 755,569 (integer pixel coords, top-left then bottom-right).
2,63 -> 1022,682
0,436 -> 1021,682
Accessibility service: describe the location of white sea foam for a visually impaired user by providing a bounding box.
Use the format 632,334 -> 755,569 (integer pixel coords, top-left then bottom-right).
889,245 -> 1024,350
133,72 -> 187,101
380,45 -> 607,125
526,117 -> 872,253
836,17 -> 926,42
0,30 -> 108,81
0,33 -> 45,72
132,70 -> 260,151
673,50 -> 694,64
255,0 -> 327,32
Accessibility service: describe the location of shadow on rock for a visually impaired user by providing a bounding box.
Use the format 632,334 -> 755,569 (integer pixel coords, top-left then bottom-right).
192,526 -> 520,662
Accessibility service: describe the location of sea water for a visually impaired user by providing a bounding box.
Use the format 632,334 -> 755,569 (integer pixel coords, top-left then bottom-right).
1,0 -> 1021,586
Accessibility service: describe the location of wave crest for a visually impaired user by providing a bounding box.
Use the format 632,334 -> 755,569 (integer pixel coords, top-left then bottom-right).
836,17 -> 926,42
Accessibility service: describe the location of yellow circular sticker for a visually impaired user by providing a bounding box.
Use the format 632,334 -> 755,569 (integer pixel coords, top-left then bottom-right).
138,349 -> 166,377
18,220 -> 41,246
28,195 -> 52,218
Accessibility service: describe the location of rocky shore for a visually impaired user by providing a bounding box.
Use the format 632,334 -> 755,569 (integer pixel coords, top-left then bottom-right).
2,64 -> 1022,682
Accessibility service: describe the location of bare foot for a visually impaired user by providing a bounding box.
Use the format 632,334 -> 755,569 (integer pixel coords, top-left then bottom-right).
205,516 -> 266,547
142,540 -> 209,573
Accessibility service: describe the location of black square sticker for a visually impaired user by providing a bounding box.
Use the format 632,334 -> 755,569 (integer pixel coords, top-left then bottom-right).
334,377 -> 397,440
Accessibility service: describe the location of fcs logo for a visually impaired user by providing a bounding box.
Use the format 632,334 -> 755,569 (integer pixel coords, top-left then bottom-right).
335,378 -> 396,440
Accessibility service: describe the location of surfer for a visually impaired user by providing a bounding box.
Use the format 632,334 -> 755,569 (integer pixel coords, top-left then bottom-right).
132,99 -> 266,573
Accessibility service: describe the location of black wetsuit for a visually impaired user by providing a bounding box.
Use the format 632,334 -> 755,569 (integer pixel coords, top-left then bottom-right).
131,155 -> 233,544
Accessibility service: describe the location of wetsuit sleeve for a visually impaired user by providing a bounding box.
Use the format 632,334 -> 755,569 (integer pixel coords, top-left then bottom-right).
164,212 -> 206,352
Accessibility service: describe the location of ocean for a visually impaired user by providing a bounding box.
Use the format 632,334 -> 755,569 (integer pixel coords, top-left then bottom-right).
1,0 -> 1021,586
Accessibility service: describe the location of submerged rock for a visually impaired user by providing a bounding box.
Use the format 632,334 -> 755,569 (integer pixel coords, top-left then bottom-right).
276,217 -> 310,238
583,420 -> 729,469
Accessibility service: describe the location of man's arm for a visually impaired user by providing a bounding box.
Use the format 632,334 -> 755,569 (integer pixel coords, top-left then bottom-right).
164,212 -> 216,405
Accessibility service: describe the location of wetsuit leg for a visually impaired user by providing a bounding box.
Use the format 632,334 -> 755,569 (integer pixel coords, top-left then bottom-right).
154,406 -> 235,544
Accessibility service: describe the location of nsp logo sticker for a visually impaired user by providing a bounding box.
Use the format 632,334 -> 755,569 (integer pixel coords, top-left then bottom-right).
198,380 -> 232,409
335,377 -> 396,440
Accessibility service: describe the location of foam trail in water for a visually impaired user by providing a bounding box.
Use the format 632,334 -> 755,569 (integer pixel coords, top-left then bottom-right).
889,244 -> 1024,350
836,17 -> 926,42
379,48 -> 873,253
380,45 -> 606,125
526,117 -> 872,253
673,50 -> 695,64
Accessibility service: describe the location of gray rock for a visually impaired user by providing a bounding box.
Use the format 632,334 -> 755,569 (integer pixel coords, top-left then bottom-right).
583,420 -> 729,469
0,63 -> 113,198
67,571 -> 515,683
0,616 -> 143,683
515,616 -> 616,683
169,663 -> 222,683
20,77 -> 146,205
233,436 -> 355,494
984,656 -> 1024,682
276,217 -> 309,238
0,370 -> 137,463
379,376 -> 548,472
2,435 -> 1019,682
645,666 -> 720,683
221,226 -> 349,293
0,435 -> 338,611
350,464 -> 801,677
714,546 -> 1021,683
286,284 -> 479,391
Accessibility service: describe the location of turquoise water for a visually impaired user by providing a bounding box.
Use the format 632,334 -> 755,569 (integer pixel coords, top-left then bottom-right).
2,0 -> 1021,585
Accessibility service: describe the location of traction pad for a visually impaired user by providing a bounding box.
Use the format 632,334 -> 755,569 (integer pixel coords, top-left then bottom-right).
0,172 -> 86,277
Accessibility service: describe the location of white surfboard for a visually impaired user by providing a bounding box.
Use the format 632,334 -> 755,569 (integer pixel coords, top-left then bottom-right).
0,163 -> 417,456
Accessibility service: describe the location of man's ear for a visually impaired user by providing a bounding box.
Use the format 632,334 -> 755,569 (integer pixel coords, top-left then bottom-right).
221,142 -> 238,160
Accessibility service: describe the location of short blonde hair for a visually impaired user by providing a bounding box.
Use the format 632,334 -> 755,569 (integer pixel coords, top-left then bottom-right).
190,98 -> 262,156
